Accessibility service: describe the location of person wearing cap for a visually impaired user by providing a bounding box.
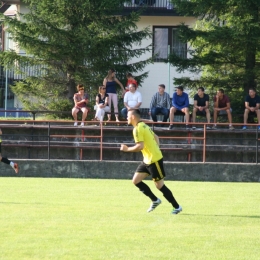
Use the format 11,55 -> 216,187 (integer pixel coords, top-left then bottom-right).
192,87 -> 211,129
213,89 -> 234,130
149,84 -> 171,127
168,86 -> 190,130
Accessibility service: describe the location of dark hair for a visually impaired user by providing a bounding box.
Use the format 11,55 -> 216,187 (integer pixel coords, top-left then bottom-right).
159,84 -> 165,89
128,108 -> 141,117
218,89 -> 224,94
176,86 -> 183,91
76,84 -> 84,91
198,87 -> 204,92
126,73 -> 133,78
249,88 -> 256,92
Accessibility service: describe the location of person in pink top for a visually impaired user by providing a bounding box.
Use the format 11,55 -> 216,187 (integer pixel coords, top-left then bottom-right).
213,89 -> 234,130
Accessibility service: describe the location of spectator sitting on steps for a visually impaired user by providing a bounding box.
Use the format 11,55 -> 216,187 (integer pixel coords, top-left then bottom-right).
121,83 -> 142,120
94,85 -> 110,122
168,86 -> 190,130
242,88 -> 260,130
213,89 -> 234,130
192,87 -> 211,130
72,84 -> 89,126
149,84 -> 171,127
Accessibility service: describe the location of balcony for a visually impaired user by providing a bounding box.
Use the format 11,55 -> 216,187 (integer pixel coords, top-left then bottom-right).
121,0 -> 178,16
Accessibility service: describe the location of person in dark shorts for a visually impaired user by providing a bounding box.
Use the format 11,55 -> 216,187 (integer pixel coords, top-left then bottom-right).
120,108 -> 182,214
213,89 -> 234,130
0,128 -> 19,173
192,87 -> 211,129
242,88 -> 260,130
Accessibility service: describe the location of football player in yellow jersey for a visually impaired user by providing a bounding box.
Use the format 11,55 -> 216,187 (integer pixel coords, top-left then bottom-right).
120,109 -> 182,214
0,128 -> 19,173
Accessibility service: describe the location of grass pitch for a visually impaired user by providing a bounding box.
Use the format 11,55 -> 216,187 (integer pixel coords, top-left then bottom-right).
0,178 -> 259,260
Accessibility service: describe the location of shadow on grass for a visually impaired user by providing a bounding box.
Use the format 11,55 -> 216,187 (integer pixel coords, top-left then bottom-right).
182,213 -> 260,218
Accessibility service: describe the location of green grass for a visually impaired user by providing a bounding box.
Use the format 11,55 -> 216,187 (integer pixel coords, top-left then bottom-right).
0,178 -> 259,260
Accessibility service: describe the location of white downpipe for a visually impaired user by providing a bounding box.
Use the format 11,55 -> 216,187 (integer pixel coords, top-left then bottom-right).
168,45 -> 170,94
5,69 -> 8,118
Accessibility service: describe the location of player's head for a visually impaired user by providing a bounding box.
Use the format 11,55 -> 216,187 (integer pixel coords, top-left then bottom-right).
127,109 -> 141,125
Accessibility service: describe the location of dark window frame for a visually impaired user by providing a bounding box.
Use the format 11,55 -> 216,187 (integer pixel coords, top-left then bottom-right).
153,26 -> 187,62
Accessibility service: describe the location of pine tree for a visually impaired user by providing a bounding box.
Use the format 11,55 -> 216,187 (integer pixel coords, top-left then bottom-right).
0,0 -> 152,111
168,0 -> 260,98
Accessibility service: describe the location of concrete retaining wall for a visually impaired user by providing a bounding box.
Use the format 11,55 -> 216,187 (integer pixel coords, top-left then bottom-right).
1,160 -> 260,182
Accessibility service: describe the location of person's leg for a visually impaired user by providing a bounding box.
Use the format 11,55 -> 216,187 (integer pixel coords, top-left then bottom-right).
183,107 -> 190,124
81,107 -> 88,125
111,94 -> 119,121
256,110 -> 260,126
160,107 -> 169,122
0,149 -> 19,174
72,107 -> 79,123
107,94 -> 112,121
154,179 -> 180,209
95,108 -> 102,121
121,107 -> 127,120
205,108 -> 211,124
169,107 -> 176,125
213,108 -> 218,125
192,107 -> 198,124
103,106 -> 111,121
132,172 -> 158,202
151,107 -> 159,122
226,109 -> 232,124
244,108 -> 249,125
149,158 -> 181,213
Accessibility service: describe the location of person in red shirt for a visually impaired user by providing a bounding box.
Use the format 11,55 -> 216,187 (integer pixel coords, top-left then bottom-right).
125,73 -> 138,92
213,89 -> 234,130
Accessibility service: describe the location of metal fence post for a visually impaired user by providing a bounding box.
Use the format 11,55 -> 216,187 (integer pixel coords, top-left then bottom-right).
48,122 -> 50,160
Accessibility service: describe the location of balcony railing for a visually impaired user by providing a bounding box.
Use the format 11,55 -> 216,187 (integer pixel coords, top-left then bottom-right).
121,0 -> 177,15
124,0 -> 174,9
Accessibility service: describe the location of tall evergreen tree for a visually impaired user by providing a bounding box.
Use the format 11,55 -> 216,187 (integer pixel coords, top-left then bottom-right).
168,0 -> 260,97
0,0 -> 152,111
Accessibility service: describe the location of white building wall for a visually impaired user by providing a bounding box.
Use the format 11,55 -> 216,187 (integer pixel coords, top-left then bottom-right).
133,16 -> 196,108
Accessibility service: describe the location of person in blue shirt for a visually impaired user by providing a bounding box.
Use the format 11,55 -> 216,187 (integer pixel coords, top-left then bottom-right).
168,86 -> 190,130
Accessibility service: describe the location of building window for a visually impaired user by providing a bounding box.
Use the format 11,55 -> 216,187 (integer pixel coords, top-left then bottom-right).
153,26 -> 187,62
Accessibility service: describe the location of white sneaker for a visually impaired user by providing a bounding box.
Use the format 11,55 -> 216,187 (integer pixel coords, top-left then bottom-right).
171,205 -> 182,214
80,122 -> 84,126
147,198 -> 162,212
74,122 -> 77,126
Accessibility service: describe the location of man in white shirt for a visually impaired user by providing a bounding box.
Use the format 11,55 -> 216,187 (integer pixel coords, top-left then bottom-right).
121,83 -> 142,119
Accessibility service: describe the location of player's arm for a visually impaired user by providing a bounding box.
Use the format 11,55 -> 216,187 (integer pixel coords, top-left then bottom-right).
154,134 -> 160,146
120,142 -> 144,152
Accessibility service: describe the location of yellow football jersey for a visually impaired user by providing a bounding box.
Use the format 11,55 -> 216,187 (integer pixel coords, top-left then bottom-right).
133,122 -> 162,164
